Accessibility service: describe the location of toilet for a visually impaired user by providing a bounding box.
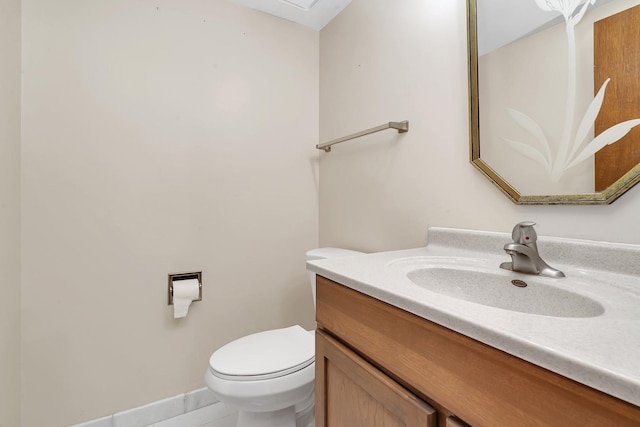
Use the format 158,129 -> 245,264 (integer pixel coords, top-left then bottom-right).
204,248 -> 364,427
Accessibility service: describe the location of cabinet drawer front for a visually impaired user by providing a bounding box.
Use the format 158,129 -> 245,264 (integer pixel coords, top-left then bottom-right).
316,329 -> 436,427
316,276 -> 640,427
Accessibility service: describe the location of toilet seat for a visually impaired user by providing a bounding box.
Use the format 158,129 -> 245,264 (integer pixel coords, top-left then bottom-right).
209,325 -> 314,381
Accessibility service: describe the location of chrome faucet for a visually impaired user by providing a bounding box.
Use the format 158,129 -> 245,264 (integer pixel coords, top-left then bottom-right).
500,221 -> 565,278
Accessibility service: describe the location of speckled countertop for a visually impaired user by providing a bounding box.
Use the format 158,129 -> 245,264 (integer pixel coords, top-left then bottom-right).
307,227 -> 640,407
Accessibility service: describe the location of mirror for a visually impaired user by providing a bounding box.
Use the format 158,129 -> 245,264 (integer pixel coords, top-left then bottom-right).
468,0 -> 640,204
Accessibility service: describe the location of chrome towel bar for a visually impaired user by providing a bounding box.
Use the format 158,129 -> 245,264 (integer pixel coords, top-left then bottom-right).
316,120 -> 409,152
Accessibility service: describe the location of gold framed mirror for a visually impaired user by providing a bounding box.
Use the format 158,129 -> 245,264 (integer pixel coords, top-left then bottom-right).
468,0 -> 640,204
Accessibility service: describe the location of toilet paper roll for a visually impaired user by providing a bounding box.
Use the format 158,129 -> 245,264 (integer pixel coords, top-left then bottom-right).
172,278 -> 200,319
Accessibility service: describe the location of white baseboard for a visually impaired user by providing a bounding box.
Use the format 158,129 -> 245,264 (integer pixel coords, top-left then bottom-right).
71,388 -> 219,427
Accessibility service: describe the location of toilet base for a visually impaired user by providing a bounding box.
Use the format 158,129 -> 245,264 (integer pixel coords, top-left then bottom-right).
234,403 -> 314,427
237,406 -> 295,427
294,401 -> 315,427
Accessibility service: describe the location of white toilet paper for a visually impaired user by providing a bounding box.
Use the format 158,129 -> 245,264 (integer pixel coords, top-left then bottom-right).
172,278 -> 200,319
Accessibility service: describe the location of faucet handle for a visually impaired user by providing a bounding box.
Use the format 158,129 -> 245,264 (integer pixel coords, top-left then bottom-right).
512,221 -> 538,245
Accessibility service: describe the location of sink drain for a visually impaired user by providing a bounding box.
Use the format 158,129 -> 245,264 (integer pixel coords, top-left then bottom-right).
511,279 -> 528,288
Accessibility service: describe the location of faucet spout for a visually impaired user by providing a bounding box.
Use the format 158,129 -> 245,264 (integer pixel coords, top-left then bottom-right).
500,222 -> 565,278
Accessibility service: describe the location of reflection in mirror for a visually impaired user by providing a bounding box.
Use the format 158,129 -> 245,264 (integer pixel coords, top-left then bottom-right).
469,0 -> 640,204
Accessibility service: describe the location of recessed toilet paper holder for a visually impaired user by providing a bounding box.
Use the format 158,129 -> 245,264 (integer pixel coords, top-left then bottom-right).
168,272 -> 202,305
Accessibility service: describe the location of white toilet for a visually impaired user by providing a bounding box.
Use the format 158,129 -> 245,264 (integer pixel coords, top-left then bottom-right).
204,248 -> 364,427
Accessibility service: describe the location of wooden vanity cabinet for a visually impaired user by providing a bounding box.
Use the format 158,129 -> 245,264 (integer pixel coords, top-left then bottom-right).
316,330 -> 436,426
315,276 -> 640,427
445,416 -> 470,427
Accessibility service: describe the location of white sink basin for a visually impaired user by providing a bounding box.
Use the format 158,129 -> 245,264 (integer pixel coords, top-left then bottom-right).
396,257 -> 605,318
407,267 -> 604,318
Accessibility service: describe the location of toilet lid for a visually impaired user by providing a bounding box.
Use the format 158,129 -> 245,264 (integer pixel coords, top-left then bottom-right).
209,325 -> 314,381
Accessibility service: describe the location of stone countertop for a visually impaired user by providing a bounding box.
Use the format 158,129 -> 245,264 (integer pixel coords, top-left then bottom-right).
307,227 -> 640,407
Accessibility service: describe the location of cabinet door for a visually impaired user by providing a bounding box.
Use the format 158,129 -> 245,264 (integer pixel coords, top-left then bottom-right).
316,329 -> 435,427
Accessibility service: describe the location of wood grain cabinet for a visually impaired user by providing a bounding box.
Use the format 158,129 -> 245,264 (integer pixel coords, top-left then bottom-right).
316,329 -> 435,427
314,276 -> 640,427
445,416 -> 470,427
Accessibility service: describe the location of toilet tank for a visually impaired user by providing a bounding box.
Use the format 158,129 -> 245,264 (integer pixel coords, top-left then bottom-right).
306,248 -> 364,309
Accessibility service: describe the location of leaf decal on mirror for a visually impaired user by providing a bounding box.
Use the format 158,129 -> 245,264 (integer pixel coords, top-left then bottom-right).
505,138 -> 552,172
565,119 -> 640,170
534,0 -> 554,12
534,0 -> 596,20
506,108 -> 552,164
568,78 -> 610,163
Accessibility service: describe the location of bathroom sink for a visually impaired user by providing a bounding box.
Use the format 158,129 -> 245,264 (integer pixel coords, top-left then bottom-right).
402,258 -> 605,318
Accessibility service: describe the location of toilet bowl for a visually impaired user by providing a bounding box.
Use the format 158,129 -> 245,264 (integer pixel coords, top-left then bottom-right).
205,248 -> 364,427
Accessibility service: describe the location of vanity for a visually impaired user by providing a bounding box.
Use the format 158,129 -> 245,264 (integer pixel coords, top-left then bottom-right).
309,228 -> 640,426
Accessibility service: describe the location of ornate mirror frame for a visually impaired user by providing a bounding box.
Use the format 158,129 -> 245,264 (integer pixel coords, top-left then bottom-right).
467,0 -> 640,205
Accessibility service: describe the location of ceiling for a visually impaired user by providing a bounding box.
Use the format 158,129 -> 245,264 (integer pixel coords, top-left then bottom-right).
477,0 -> 615,56
230,0 -> 352,30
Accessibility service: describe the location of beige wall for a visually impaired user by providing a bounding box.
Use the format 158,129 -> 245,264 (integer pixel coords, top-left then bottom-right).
0,0 -> 22,425
319,0 -> 518,252
319,0 -> 640,253
21,0 -> 319,425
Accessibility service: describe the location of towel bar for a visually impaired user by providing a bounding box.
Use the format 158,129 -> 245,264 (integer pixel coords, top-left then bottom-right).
316,120 -> 409,152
